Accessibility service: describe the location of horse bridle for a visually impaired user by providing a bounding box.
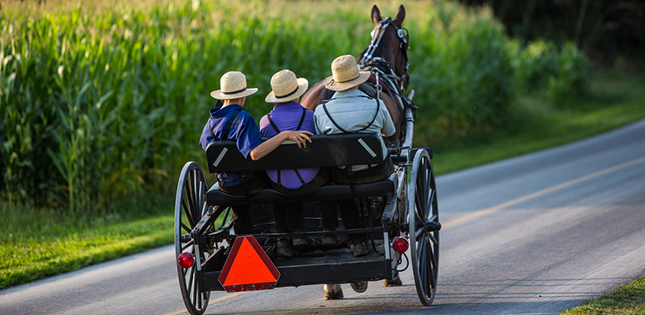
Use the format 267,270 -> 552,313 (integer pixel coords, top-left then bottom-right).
359,17 -> 410,85
359,17 -> 413,112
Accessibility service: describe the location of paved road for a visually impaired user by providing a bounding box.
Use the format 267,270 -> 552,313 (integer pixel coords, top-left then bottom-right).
2,119 -> 645,315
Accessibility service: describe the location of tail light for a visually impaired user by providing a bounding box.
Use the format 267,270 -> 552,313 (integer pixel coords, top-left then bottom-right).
392,236 -> 409,253
178,252 -> 195,269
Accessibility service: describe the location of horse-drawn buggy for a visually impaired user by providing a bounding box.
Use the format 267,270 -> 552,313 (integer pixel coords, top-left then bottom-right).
174,5 -> 440,315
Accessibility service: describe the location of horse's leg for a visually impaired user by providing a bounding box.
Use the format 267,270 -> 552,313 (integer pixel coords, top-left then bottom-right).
323,283 -> 344,300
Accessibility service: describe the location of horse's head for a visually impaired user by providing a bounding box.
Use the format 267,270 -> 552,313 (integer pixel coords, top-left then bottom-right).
359,5 -> 410,91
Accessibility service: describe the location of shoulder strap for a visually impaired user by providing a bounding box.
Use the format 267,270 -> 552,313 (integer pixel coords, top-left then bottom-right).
295,108 -> 306,131
266,114 -> 281,134
322,103 -> 351,134
322,96 -> 380,134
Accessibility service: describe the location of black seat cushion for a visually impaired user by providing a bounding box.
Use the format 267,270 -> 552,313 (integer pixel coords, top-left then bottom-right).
207,179 -> 395,206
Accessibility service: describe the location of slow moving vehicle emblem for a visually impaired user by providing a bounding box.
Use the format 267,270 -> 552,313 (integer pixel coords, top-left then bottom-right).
218,236 -> 280,292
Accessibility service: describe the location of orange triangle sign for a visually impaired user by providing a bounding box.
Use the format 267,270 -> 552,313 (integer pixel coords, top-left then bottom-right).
218,236 -> 280,292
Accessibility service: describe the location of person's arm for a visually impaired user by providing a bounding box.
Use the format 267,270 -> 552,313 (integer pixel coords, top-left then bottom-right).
249,130 -> 313,160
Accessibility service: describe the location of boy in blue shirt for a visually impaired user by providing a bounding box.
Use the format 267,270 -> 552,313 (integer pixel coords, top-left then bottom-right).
200,71 -> 312,235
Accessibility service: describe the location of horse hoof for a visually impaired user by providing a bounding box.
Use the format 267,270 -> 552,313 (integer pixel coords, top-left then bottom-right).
324,284 -> 344,300
383,273 -> 403,287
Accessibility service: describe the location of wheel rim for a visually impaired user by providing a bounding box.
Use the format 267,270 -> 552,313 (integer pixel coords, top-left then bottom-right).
408,149 -> 439,306
175,162 -> 210,315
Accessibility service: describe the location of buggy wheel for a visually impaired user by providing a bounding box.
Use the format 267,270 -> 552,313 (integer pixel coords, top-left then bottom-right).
408,149 -> 440,306
175,162 -> 210,315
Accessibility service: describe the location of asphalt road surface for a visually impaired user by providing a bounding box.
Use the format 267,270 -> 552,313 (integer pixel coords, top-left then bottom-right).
2,119 -> 645,315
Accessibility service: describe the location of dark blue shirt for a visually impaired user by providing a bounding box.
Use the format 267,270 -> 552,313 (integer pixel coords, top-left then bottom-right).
199,102 -> 264,186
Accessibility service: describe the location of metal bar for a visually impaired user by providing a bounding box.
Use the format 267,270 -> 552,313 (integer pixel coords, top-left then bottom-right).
202,259 -> 392,291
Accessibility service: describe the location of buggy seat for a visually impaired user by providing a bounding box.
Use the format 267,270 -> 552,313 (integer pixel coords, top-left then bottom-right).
205,133 -> 397,206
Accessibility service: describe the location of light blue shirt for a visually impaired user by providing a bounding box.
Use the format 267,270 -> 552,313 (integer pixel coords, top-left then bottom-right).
314,89 -> 396,170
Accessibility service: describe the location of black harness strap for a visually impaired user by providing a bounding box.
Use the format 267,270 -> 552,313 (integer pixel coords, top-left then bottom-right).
321,95 -> 380,134
267,108 -> 308,187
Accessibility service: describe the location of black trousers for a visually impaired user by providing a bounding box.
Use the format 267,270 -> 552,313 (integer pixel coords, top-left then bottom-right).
323,157 -> 394,243
218,172 -> 269,235
272,168 -> 333,234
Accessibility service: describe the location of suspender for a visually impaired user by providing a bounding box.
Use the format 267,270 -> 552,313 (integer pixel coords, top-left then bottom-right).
322,95 -> 382,169
321,95 -> 380,134
266,108 -> 308,188
209,110 -> 240,141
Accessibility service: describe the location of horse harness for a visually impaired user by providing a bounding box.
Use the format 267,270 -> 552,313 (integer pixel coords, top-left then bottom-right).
359,17 -> 415,113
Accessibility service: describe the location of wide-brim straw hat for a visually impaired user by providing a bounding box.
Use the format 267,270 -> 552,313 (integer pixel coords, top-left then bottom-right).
210,71 -> 258,100
265,70 -> 309,103
324,55 -> 371,91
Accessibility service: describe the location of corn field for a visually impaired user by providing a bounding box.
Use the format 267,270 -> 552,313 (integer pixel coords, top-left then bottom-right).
0,0 -> 590,211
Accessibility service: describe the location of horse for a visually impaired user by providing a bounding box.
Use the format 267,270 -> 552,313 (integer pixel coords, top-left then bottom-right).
300,4 -> 412,148
300,4 -> 412,300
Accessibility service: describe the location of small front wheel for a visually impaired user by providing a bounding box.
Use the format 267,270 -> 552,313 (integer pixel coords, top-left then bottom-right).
175,162 -> 210,315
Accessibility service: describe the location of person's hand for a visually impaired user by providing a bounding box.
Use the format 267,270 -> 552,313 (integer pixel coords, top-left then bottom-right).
282,130 -> 313,148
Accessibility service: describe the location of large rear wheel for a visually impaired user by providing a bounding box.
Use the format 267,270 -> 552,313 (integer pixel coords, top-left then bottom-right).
175,162 -> 210,315
408,149 -> 440,306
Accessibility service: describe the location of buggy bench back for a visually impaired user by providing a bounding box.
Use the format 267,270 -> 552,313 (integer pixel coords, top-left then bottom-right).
204,133 -> 397,205
205,133 -> 387,173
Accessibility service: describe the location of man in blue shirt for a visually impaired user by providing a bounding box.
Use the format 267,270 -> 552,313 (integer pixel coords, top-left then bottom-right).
200,71 -> 313,235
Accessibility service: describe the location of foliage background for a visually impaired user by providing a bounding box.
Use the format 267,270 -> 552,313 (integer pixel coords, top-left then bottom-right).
0,0 -> 589,213
458,0 -> 645,66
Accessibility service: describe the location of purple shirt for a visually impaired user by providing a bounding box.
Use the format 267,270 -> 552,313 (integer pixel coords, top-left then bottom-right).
259,101 -> 319,190
200,102 -> 264,186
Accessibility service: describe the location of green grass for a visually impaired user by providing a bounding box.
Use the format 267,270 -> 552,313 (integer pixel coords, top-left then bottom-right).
431,70 -> 645,174
0,197 -> 174,289
562,275 -> 645,315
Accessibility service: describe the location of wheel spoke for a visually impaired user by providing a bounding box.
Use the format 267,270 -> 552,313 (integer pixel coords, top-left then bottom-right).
425,189 -> 434,218
181,221 -> 191,233
182,239 -> 194,251
198,182 -> 206,216
428,233 -> 438,246
185,184 -> 197,221
181,195 -> 195,228
425,237 -> 435,291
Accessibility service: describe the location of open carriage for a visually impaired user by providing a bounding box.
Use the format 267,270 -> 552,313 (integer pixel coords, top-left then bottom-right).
173,5 -> 440,315
174,92 -> 440,314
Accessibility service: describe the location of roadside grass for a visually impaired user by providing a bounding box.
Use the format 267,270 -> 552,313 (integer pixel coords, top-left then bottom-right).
562,275 -> 645,315
430,70 -> 645,174
0,197 -> 174,290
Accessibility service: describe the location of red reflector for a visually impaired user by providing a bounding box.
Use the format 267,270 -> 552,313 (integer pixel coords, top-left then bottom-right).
392,237 -> 409,253
218,236 -> 280,292
178,252 -> 195,269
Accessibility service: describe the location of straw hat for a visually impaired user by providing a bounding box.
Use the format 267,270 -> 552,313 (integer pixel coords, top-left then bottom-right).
210,71 -> 258,100
265,70 -> 309,103
324,55 -> 371,91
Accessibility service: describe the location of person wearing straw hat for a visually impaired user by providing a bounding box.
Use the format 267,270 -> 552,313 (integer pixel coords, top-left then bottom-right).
313,55 -> 396,258
259,69 -> 339,257
199,71 -> 313,235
